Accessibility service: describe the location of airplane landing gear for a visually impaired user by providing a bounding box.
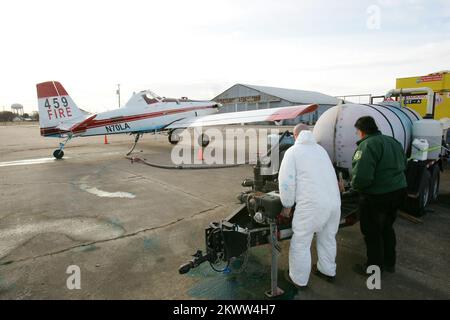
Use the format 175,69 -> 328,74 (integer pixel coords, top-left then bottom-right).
126,133 -> 143,156
198,133 -> 210,147
53,135 -> 72,159
53,149 -> 64,159
168,129 -> 182,145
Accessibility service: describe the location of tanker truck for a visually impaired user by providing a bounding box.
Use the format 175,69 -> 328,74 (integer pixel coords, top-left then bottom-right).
315,87 -> 449,215
179,88 -> 449,297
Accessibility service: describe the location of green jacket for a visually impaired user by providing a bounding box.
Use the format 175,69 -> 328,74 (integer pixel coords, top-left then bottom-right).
351,131 -> 407,194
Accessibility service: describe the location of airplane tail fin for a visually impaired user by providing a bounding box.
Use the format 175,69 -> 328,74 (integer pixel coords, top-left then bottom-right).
36,81 -> 87,135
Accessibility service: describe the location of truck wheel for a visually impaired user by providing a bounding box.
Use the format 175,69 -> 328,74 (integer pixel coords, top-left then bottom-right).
419,169 -> 431,209
405,169 -> 430,217
429,165 -> 440,203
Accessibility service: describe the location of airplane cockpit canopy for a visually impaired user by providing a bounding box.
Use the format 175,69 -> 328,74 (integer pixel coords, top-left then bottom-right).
143,90 -> 182,105
143,90 -> 163,104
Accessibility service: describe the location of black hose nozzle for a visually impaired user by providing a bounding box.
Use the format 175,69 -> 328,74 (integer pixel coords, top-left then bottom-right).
178,250 -> 210,275
179,262 -> 194,274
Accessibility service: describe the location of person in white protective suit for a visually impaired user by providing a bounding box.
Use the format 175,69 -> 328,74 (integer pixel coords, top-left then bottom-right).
278,124 -> 341,289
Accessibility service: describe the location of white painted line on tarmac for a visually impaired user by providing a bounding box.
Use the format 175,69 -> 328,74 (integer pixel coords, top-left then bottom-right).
0,157 -> 68,167
79,184 -> 136,199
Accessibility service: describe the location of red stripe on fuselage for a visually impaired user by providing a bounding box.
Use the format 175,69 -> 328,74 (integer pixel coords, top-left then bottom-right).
70,105 -> 216,133
40,126 -> 69,136
40,105 -> 216,136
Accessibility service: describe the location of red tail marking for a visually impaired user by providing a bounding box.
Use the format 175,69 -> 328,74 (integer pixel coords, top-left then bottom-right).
37,81 -> 69,99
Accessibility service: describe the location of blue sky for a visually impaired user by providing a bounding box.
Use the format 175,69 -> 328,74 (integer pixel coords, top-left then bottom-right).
0,0 -> 448,113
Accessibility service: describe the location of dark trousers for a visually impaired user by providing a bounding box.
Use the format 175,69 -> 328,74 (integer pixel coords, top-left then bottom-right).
358,188 -> 407,269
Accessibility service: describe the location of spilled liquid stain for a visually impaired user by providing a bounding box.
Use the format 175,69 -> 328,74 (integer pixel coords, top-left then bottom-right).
79,184 -> 136,199
129,236 -> 165,272
0,274 -> 17,295
143,237 -> 159,251
106,217 -> 124,228
0,157 -> 63,168
187,248 -> 298,300
0,217 -> 126,260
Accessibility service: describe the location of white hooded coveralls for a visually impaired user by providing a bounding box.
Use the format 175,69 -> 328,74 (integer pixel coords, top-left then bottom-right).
278,130 -> 341,286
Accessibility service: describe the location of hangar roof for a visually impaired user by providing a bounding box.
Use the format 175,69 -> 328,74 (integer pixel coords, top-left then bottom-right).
240,84 -> 339,105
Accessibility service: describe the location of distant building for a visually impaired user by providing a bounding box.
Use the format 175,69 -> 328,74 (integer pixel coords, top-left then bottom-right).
213,84 -> 340,124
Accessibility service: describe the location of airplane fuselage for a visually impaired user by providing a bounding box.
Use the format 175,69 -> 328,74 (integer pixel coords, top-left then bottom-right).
36,81 -> 317,159
75,101 -> 218,137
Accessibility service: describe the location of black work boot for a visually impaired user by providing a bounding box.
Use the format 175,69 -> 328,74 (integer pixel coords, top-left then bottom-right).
312,264 -> 336,283
353,263 -> 384,276
284,270 -> 308,291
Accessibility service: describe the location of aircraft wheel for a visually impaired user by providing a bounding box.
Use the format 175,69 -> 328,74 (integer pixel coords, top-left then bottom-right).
53,149 -> 64,159
198,133 -> 210,147
168,130 -> 181,145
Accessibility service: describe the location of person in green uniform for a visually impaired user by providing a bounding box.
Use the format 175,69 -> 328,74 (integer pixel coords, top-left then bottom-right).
351,116 -> 407,275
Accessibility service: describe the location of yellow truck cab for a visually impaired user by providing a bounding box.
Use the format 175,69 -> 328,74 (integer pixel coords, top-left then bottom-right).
396,71 -> 450,120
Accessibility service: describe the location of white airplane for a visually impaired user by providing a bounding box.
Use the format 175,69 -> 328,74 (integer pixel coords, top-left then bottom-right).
37,81 -> 318,159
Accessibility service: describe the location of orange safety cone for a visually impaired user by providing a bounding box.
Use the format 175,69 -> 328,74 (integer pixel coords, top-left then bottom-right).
104,135 -> 109,144
197,147 -> 204,161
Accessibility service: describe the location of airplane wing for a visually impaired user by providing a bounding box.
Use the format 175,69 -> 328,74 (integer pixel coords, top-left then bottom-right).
166,104 -> 318,129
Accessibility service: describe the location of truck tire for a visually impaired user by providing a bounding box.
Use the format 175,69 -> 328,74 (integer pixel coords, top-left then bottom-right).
405,169 -> 431,217
429,165 -> 440,203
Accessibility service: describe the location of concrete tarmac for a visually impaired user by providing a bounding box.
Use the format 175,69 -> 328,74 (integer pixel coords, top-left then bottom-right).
0,124 -> 449,299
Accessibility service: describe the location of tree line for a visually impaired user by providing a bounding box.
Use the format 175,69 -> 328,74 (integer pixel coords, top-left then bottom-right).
0,111 -> 39,122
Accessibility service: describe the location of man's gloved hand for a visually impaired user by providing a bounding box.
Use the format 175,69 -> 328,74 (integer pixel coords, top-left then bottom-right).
280,207 -> 292,218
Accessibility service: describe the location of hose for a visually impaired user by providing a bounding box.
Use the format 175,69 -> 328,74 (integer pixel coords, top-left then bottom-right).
126,130 -> 292,170
126,155 -> 244,170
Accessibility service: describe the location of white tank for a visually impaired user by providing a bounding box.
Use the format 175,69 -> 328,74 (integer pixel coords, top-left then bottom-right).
412,120 -> 443,160
313,102 -> 421,172
411,139 -> 429,161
